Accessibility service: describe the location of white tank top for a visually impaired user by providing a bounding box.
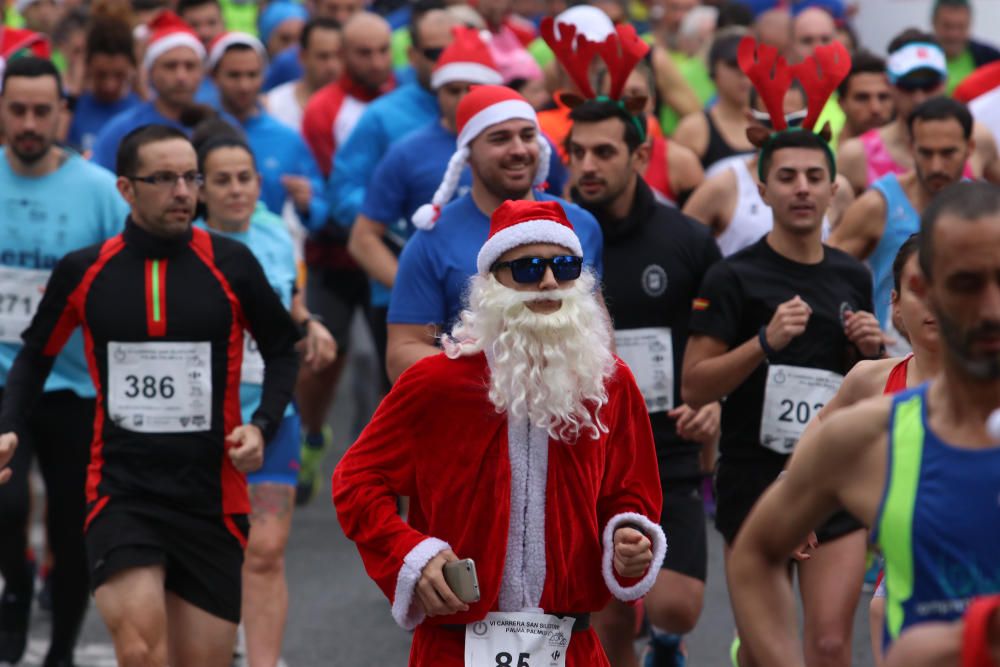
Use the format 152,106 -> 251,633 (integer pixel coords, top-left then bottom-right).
716,159 -> 831,257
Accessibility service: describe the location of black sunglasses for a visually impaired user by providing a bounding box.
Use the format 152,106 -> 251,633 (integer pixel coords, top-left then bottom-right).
491,255 -> 583,284
421,47 -> 444,63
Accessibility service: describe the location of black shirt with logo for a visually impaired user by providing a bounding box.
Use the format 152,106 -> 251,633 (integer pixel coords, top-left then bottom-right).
584,179 -> 721,480
688,236 -> 873,465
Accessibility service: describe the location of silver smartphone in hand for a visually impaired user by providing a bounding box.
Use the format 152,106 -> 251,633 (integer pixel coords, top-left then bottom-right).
443,558 -> 480,603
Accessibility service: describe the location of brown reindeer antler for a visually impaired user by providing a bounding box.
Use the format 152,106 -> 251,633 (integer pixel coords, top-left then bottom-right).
541,16 -> 600,99
737,36 -> 793,131
791,40 -> 851,131
596,23 -> 649,100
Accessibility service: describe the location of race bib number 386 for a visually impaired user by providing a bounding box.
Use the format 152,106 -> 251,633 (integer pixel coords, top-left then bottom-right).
760,364 -> 842,455
107,341 -> 212,433
465,612 -> 574,667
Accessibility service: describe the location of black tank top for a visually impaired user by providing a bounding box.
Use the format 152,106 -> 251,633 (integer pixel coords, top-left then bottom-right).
702,109 -> 743,171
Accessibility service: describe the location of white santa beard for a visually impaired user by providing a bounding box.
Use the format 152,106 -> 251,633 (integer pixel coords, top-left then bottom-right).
444,270 -> 615,442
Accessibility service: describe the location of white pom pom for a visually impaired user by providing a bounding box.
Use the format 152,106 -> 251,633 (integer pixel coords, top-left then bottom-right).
988,408 -> 1000,443
412,204 -> 439,231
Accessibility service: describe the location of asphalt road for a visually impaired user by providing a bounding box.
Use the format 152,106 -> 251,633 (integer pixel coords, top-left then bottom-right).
12,324 -> 878,667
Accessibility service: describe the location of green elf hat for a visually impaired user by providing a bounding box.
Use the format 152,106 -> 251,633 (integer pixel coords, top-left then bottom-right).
737,35 -> 851,182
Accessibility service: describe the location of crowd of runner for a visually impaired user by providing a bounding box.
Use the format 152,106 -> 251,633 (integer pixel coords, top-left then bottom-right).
0,0 -> 1000,665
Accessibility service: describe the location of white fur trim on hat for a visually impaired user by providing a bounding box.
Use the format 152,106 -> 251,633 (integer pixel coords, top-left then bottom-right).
432,62 -> 504,89
143,31 -> 205,71
391,536 -> 451,630
476,218 -> 583,274
601,512 -> 667,601
207,32 -> 267,71
457,98 -> 537,149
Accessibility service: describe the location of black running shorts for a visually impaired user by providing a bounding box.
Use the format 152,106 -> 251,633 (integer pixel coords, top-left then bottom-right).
86,501 -> 249,623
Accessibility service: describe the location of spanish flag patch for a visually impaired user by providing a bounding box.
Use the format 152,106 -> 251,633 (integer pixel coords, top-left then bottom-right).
692,298 -> 710,311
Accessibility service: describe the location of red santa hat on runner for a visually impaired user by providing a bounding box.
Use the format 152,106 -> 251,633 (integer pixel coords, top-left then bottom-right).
476,200 -> 583,275
141,11 -> 206,73
0,27 -> 50,91
411,85 -> 551,231
207,31 -> 267,71
431,26 -> 503,89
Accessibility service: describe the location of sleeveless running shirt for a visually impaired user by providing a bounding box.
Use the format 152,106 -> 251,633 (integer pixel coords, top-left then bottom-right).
883,355 -> 912,395
869,173 -> 920,330
717,160 -> 831,257
873,385 -> 1000,645
860,128 -> 975,187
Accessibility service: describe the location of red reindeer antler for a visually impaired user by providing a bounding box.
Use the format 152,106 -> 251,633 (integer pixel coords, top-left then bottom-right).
737,36 -> 793,131
791,40 -> 851,130
541,16 -> 600,99
596,23 -> 649,100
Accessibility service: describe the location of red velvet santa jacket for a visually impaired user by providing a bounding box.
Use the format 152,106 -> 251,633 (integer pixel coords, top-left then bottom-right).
332,352 -> 666,660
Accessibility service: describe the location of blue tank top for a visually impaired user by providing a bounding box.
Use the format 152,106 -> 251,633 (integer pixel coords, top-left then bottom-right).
868,174 -> 920,329
873,384 -> 1000,647
195,204 -> 297,421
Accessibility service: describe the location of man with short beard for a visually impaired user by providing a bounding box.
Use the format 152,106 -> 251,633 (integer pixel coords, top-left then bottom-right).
831,97 -> 973,353
333,199 -> 665,667
386,84 -> 601,383
0,55 -> 128,667
836,51 -> 893,147
724,180 -> 1000,667
567,97 -> 721,667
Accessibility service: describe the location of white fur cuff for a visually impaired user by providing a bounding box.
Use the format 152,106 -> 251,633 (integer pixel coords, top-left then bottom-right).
391,537 -> 452,630
601,512 -> 668,601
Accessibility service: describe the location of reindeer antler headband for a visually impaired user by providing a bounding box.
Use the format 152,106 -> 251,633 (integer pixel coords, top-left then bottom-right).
541,16 -> 650,140
737,36 -> 851,181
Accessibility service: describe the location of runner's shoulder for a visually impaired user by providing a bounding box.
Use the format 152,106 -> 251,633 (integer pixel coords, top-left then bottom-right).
816,392 -> 894,456
838,357 -> 900,406
822,242 -> 871,279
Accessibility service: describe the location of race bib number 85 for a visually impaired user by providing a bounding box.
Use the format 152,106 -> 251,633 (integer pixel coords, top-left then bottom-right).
107,341 -> 212,433
465,612 -> 574,667
760,364 -> 842,454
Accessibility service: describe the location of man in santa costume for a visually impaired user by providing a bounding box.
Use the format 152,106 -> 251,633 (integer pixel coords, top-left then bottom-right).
333,198 -> 666,666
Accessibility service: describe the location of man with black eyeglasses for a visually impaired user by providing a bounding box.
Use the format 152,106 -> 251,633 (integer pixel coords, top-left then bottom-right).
0,124 -> 300,667
0,55 -> 128,667
838,29 -> 1000,196
334,198 -> 665,667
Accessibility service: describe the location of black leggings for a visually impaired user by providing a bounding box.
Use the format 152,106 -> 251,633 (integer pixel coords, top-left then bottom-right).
0,389 -> 93,661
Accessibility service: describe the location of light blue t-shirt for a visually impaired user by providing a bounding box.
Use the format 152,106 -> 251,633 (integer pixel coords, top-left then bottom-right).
387,192 -> 604,331
0,150 -> 128,396
195,203 -> 296,421
869,173 -> 920,329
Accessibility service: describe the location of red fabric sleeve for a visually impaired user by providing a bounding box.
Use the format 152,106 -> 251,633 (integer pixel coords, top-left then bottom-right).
596,360 -> 664,591
331,356 -> 443,604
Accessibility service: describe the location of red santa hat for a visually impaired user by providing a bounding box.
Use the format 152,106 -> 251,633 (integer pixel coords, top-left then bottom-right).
0,28 -> 50,91
476,200 -> 583,275
412,85 -> 551,231
207,31 -> 267,71
431,26 -> 503,89
141,11 -> 206,73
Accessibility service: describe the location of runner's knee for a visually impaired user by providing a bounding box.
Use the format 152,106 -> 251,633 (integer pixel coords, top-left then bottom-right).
646,595 -> 702,634
244,536 -> 286,575
115,631 -> 166,667
806,632 -> 851,666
